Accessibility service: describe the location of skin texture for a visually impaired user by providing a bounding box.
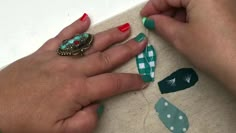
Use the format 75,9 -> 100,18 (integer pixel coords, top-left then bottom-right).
0,16 -> 148,133
141,0 -> 236,94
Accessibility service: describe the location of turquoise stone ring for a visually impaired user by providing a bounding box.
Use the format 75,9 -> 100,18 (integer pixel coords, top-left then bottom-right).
57,33 -> 94,56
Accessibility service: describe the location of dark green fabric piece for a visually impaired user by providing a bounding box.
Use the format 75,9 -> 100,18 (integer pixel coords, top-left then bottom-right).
158,68 -> 198,94
155,97 -> 189,133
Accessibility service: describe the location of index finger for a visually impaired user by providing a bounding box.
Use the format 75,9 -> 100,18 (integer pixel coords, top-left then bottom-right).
141,0 -> 190,16
85,73 -> 149,101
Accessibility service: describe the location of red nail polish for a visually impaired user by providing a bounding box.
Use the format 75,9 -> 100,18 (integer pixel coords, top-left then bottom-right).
118,23 -> 130,32
79,13 -> 88,21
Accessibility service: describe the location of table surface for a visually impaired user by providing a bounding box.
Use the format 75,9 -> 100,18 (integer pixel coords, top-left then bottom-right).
0,0 -> 146,68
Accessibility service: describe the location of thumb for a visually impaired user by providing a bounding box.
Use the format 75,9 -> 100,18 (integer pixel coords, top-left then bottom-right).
143,15 -> 188,49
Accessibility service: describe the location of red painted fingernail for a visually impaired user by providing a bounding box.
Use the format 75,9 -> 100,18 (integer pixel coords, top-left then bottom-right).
79,13 -> 88,21
118,23 -> 130,32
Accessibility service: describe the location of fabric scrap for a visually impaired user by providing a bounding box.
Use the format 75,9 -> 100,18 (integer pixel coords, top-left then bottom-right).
158,68 -> 198,94
155,97 -> 189,133
136,44 -> 157,82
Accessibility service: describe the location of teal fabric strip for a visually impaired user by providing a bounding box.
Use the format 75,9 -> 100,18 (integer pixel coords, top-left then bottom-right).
136,44 -> 157,82
158,68 -> 198,94
155,97 -> 189,133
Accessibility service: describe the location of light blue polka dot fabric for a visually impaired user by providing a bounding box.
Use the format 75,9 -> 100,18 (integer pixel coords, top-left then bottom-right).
155,97 -> 189,133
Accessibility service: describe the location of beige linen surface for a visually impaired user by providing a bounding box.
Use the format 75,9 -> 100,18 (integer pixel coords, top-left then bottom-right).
89,3 -> 236,133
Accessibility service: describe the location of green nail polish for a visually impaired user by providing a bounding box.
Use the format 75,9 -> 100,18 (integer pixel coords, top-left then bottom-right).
143,17 -> 155,30
97,104 -> 105,118
134,33 -> 146,42
142,17 -> 147,24
141,75 -> 153,82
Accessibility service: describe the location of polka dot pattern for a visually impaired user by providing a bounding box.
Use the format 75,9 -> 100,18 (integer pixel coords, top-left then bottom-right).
179,115 -> 183,120
155,98 -> 189,133
167,114 -> 171,118
164,102 -> 169,106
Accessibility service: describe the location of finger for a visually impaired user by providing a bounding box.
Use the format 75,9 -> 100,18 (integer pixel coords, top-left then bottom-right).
86,73 -> 148,101
149,14 -> 188,50
140,1 -> 160,16
79,33 -> 148,76
141,0 -> 191,17
39,13 -> 91,52
85,23 -> 131,55
161,8 -> 176,17
64,104 -> 100,133
56,13 -> 91,42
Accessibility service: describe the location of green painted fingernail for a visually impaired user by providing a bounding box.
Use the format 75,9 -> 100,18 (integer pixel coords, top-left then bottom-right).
142,17 -> 155,30
97,104 -> 105,118
142,17 -> 147,24
134,33 -> 146,42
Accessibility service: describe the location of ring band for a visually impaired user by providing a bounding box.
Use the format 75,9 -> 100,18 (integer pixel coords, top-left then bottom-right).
57,33 -> 94,56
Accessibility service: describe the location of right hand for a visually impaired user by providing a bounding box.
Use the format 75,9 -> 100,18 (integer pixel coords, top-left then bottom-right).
141,0 -> 236,94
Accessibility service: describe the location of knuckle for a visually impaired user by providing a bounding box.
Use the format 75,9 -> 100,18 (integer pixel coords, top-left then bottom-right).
37,38 -> 60,52
104,30 -> 117,43
109,74 -> 122,92
123,44 -> 135,57
63,78 -> 88,102
42,58 -> 72,73
98,52 -> 112,68
167,29 -> 177,42
56,27 -> 71,40
46,38 -> 59,45
53,60 -> 70,72
62,80 -> 78,96
68,79 -> 80,89
172,30 -> 189,52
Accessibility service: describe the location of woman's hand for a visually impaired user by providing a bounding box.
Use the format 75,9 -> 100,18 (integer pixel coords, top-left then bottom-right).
141,0 -> 236,94
0,14 -> 148,133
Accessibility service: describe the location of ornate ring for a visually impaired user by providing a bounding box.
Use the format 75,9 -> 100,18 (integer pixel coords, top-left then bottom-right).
57,33 -> 94,56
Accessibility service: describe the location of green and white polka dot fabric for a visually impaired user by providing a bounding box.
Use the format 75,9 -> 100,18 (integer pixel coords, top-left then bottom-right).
155,97 -> 189,133
136,44 -> 157,82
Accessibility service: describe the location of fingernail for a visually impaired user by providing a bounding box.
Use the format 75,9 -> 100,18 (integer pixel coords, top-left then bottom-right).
118,23 -> 130,32
79,13 -> 88,21
97,104 -> 105,118
134,33 -> 146,42
142,17 -> 155,30
141,75 -> 153,83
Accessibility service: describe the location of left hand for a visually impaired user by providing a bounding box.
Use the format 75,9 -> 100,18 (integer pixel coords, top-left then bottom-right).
0,14 -> 148,133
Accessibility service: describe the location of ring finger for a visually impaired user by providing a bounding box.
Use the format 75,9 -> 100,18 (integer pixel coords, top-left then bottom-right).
84,23 -> 131,55
40,14 -> 131,55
